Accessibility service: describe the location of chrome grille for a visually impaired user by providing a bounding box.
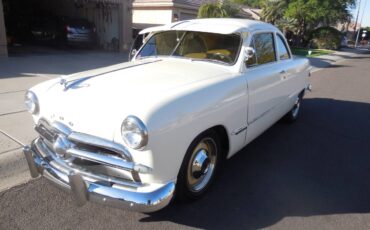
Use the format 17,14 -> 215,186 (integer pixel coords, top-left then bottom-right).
34,119 -> 145,183
35,122 -> 56,143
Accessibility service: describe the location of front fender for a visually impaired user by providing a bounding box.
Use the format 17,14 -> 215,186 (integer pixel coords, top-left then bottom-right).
135,74 -> 249,184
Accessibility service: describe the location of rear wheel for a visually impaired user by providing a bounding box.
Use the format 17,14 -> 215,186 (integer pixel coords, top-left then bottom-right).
283,92 -> 304,123
176,130 -> 222,201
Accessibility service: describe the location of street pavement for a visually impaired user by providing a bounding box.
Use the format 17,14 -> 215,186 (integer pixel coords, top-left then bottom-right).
308,48 -> 366,72
0,48 -> 370,229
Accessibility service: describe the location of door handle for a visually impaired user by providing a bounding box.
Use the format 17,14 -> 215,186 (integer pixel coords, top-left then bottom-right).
280,70 -> 287,80
279,70 -> 287,74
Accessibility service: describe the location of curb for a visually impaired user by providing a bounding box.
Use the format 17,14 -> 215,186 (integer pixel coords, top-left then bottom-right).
308,49 -> 367,73
0,148 -> 31,192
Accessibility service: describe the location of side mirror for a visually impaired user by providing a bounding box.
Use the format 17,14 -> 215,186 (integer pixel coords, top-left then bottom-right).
244,47 -> 255,61
129,49 -> 137,60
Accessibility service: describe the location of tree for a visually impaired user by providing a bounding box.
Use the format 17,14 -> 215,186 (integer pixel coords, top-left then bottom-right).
260,0 -> 288,24
255,0 -> 355,46
232,0 -> 263,8
197,0 -> 239,18
283,0 -> 355,45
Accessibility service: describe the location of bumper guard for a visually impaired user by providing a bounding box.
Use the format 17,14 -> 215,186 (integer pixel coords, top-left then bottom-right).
23,141 -> 175,212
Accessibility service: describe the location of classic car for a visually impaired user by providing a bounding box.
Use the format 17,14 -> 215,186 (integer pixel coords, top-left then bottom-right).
23,19 -> 310,212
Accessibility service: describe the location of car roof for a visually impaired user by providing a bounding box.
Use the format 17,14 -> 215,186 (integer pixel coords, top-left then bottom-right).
139,18 -> 279,35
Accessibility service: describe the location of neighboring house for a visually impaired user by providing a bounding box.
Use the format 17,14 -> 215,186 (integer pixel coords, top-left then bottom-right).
132,0 -> 217,30
132,0 -> 258,31
241,8 -> 261,21
335,21 -> 361,41
336,21 -> 360,33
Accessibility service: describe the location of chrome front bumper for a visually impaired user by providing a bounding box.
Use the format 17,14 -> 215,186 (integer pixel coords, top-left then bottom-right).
23,139 -> 175,212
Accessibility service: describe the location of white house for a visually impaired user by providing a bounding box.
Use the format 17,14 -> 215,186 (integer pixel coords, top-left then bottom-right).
133,0 -> 214,29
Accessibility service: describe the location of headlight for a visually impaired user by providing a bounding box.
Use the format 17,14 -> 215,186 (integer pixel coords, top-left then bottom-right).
121,116 -> 148,150
24,91 -> 39,115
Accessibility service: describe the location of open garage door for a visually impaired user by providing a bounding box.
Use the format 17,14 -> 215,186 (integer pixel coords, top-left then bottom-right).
2,0 -> 132,53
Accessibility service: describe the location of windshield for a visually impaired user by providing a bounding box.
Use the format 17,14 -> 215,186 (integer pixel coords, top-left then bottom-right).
136,30 -> 242,65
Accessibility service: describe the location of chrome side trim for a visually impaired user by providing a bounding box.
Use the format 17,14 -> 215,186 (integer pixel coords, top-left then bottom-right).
248,103 -> 280,126
68,132 -> 132,161
231,125 -> 248,135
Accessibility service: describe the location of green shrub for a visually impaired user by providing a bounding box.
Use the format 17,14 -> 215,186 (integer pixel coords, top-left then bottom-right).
310,27 -> 342,50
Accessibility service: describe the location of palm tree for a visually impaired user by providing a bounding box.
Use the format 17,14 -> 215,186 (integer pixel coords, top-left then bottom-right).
260,0 -> 288,25
198,0 -> 239,18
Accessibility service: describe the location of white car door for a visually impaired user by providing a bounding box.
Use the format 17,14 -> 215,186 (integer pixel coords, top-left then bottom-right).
244,32 -> 284,125
275,33 -> 297,104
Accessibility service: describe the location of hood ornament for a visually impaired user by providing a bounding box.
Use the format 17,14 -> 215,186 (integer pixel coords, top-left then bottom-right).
60,76 -> 68,89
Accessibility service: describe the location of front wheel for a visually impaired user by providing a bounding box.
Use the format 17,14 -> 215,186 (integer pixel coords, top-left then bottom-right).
176,130 -> 222,201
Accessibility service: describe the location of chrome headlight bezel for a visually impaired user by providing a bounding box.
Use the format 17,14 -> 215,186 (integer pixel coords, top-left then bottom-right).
24,91 -> 39,115
121,116 -> 148,150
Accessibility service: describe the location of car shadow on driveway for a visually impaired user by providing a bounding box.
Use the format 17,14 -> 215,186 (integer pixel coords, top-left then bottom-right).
141,98 -> 370,229
1,98 -> 370,230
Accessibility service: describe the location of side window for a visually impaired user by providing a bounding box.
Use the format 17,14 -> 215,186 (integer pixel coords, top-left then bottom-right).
254,33 -> 276,64
276,34 -> 290,60
247,33 -> 276,67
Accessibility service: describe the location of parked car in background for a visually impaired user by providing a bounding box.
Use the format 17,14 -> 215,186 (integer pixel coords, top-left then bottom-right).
29,16 -> 97,47
30,15 -> 61,43
23,19 -> 310,212
63,18 -> 97,47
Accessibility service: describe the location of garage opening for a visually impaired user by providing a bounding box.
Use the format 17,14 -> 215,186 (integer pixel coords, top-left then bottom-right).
2,0 -> 132,55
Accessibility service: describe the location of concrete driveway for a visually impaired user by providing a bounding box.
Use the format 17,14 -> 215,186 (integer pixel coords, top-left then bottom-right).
0,48 -> 128,191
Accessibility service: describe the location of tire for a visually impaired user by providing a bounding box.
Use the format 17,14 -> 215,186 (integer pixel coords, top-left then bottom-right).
283,91 -> 304,123
176,130 -> 222,201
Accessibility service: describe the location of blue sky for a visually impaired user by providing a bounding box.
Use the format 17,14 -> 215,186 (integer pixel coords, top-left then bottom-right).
351,0 -> 370,27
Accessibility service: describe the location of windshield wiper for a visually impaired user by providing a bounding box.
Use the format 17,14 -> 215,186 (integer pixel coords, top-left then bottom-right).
136,55 -> 158,60
189,58 -> 228,65
170,32 -> 188,56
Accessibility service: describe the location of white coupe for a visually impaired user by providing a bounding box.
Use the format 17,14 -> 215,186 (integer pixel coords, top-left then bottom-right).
24,19 -> 310,212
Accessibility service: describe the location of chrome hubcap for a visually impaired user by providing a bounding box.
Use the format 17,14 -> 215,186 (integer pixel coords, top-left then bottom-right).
191,149 -> 210,179
187,138 -> 217,192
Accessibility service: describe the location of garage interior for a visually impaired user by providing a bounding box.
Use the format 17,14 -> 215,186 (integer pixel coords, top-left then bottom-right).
0,0 -> 133,56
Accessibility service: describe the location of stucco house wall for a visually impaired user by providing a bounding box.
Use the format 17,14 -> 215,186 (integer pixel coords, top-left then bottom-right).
132,0 -> 206,29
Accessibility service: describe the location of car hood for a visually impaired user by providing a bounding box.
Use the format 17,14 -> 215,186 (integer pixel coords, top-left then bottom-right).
36,58 -> 232,140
